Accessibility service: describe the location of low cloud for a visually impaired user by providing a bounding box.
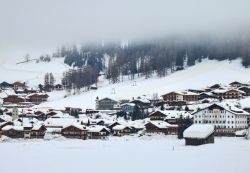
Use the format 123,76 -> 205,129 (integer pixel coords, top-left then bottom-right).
1,0 -> 250,59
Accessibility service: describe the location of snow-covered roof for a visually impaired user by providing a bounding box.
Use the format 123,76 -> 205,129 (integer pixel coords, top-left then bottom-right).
87,125 -> 109,133
62,124 -> 86,130
213,88 -> 245,94
121,103 -> 135,107
127,120 -> 145,129
32,124 -> 45,131
147,120 -> 174,129
132,98 -> 150,104
2,125 -> 24,131
181,91 -> 199,95
202,103 -> 250,116
113,125 -> 131,131
0,114 -> 12,122
49,111 -> 71,118
44,116 -> 80,128
183,124 -> 214,139
149,110 -> 192,119
0,89 -> 15,99
235,129 -> 247,136
162,91 -> 199,96
26,93 -> 49,98
200,92 -> 214,96
98,97 -> 118,103
13,117 -> 42,127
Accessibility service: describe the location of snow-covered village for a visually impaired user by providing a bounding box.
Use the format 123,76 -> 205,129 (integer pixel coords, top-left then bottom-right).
1,78 -> 250,141
1,1 -> 250,173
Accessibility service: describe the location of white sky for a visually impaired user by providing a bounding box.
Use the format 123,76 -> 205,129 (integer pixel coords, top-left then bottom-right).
0,0 -> 250,60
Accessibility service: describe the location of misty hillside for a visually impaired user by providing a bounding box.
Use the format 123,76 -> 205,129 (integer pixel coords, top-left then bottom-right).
39,37 -> 249,91
35,58 -> 250,110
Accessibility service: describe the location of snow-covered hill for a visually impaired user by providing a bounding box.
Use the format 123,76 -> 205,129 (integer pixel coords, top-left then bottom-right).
0,57 -> 70,87
34,58 -> 250,110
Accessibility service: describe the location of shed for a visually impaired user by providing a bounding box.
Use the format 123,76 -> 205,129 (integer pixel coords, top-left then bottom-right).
183,124 -> 214,146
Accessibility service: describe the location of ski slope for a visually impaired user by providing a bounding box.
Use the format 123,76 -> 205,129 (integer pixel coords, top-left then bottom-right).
36,59 -> 250,110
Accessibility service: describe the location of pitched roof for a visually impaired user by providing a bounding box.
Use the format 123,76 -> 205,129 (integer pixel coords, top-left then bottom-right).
87,125 -> 109,133
2,125 -> 24,131
149,110 -> 192,119
0,114 -> 12,122
146,120 -> 176,129
162,91 -> 199,97
183,124 -> 214,139
62,124 -> 86,130
112,125 -> 131,131
193,103 -> 250,116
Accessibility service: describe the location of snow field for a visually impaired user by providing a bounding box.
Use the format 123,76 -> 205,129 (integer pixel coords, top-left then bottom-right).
0,136 -> 249,173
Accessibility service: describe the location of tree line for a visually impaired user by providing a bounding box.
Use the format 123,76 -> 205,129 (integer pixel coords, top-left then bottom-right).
61,66 -> 98,94
51,35 -> 250,86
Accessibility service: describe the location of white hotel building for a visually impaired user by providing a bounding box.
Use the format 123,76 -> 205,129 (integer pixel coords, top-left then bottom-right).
193,103 -> 250,135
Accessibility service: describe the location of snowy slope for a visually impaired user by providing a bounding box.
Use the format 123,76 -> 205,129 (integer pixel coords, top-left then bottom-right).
36,59 -> 250,110
0,57 -> 70,87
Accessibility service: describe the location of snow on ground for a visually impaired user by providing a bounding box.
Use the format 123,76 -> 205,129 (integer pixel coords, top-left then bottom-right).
37,59 -> 250,110
0,135 -> 249,173
239,97 -> 250,108
0,57 -> 69,87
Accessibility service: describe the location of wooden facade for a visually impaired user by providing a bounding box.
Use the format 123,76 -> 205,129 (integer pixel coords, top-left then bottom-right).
0,122 -> 13,138
214,89 -> 244,99
87,128 -> 110,139
2,128 -> 24,138
61,125 -> 87,139
185,133 -> 214,146
13,81 -> 26,90
149,111 -> 166,121
162,92 -> 181,102
162,92 -> 198,102
31,125 -> 47,138
145,122 -> 168,134
3,95 -> 25,104
183,94 -> 198,102
113,126 -> 132,136
27,93 -> 49,103
96,97 -> 118,110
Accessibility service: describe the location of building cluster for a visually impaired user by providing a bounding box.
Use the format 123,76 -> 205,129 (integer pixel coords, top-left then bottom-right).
0,81 -> 49,107
0,81 -> 250,145
95,81 -> 250,137
0,106 -> 184,140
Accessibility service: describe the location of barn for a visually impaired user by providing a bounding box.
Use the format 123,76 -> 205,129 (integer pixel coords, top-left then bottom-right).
183,124 -> 215,146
